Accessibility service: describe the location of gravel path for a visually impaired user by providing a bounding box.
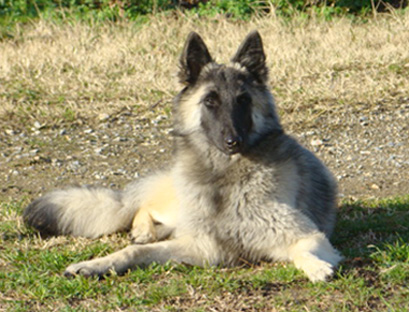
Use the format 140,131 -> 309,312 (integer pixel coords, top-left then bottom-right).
299,98 -> 409,199
2,99 -> 409,202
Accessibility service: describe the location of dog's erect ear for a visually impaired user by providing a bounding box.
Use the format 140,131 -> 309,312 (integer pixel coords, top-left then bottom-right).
179,32 -> 213,85
231,31 -> 267,83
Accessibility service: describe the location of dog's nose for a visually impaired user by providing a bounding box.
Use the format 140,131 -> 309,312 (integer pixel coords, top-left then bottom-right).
225,136 -> 242,153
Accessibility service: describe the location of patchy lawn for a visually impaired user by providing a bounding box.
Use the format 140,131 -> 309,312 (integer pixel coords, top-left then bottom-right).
1,12 -> 409,311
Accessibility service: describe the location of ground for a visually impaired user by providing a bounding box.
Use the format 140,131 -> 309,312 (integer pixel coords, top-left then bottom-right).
0,15 -> 409,312
1,16 -> 408,202
1,93 -> 409,202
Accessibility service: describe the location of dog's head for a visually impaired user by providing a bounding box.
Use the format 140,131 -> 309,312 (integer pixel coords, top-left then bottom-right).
175,31 -> 282,155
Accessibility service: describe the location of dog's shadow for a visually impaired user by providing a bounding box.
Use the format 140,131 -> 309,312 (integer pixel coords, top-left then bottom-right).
332,198 -> 409,275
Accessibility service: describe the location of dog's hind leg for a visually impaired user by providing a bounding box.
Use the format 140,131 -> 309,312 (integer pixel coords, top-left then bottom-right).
129,208 -> 175,244
129,209 -> 157,244
64,236 -> 219,277
128,173 -> 179,244
287,232 -> 342,282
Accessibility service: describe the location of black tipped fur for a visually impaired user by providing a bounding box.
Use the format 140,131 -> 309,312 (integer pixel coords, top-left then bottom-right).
178,31 -> 213,85
24,196 -> 62,236
23,186 -> 133,238
231,30 -> 268,83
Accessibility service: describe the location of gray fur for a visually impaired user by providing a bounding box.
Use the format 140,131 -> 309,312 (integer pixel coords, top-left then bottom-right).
25,31 -> 342,282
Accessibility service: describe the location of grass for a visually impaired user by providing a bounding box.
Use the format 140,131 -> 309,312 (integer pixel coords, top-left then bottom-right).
0,0 -> 385,28
1,10 -> 409,312
1,197 -> 408,311
1,12 -> 409,133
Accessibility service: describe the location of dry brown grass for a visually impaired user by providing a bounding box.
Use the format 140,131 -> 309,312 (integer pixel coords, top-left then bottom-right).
2,14 -> 409,312
1,12 -> 408,129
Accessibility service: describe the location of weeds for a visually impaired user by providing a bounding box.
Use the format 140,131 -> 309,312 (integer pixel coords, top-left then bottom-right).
1,1 -> 407,25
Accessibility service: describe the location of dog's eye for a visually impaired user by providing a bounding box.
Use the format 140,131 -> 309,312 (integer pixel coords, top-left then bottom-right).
203,93 -> 218,108
237,93 -> 251,105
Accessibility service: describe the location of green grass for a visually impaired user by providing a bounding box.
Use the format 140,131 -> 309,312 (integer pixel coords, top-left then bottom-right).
1,10 -> 409,310
1,0 -> 407,33
1,197 -> 408,311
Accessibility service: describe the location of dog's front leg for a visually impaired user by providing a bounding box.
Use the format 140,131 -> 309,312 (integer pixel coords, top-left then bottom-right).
287,232 -> 342,282
64,236 -> 216,277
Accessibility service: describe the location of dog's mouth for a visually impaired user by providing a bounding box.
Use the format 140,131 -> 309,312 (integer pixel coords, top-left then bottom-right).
225,146 -> 242,155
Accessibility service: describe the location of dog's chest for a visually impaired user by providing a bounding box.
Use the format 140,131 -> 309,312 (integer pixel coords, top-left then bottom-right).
209,170 -> 276,252
180,155 -> 300,262
207,160 -> 300,262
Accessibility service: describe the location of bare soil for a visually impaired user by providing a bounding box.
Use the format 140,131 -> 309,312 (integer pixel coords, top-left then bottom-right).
1,93 -> 409,204
1,16 -> 409,203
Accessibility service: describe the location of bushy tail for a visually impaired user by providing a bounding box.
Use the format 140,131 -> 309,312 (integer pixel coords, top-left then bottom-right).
24,186 -> 138,238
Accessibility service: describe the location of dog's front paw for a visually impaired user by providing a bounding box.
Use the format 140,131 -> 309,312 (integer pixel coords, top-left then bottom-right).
296,256 -> 335,282
289,234 -> 342,282
64,260 -> 113,278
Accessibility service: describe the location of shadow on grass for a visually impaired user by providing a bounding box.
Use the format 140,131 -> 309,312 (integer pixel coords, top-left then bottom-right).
332,197 -> 409,277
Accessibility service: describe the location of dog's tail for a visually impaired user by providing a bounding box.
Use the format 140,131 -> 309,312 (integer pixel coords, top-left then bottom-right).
23,186 -> 139,238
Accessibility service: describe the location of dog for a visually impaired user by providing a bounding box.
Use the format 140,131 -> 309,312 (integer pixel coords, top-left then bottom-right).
24,31 -> 342,282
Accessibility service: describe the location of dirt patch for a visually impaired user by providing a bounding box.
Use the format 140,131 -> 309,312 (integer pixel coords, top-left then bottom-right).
294,96 -> 409,199
1,16 -> 409,203
1,94 -> 409,203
